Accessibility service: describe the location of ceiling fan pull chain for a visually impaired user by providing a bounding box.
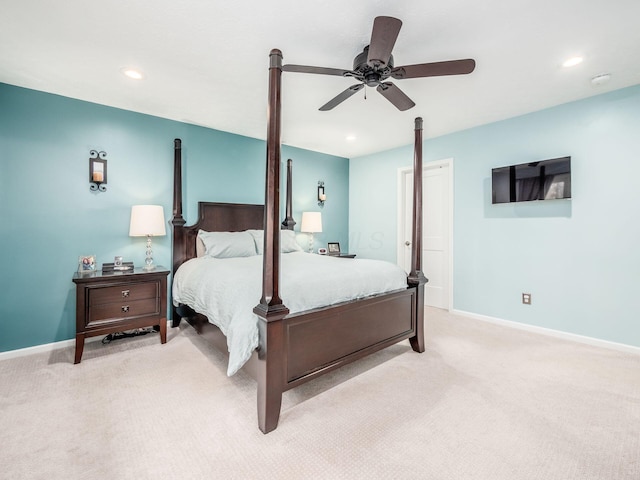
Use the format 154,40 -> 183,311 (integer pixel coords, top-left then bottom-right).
364,88 -> 367,100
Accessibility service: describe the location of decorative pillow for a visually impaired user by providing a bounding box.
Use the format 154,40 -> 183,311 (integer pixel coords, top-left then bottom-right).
248,229 -> 304,254
197,230 -> 257,258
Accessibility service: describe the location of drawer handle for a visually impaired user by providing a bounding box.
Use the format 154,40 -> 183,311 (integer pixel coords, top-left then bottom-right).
121,305 -> 130,313
122,290 -> 130,298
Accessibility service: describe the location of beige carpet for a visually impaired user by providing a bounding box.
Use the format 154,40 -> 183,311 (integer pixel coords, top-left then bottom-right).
1,308 -> 638,480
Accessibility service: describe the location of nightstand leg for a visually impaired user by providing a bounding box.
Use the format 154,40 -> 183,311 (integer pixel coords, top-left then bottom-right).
159,318 -> 167,344
74,334 -> 85,364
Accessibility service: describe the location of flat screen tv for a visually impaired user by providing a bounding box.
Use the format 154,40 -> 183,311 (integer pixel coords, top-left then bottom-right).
492,156 -> 571,204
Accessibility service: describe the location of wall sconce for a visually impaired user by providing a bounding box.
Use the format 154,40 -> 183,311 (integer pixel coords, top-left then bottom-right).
89,150 -> 108,192
317,181 -> 326,206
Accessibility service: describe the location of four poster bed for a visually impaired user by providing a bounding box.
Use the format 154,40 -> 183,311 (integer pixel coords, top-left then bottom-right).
170,49 -> 427,434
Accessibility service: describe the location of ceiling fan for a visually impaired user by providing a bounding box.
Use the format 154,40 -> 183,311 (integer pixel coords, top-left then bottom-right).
283,16 -> 476,111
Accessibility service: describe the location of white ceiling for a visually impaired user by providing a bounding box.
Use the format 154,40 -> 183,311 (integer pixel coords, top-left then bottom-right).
2,0 -> 639,158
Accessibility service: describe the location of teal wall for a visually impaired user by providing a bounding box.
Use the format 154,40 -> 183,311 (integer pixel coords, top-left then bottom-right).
350,84 -> 640,347
0,83 -> 348,352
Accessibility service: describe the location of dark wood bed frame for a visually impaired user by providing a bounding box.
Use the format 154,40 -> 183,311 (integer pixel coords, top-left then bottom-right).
170,49 -> 427,434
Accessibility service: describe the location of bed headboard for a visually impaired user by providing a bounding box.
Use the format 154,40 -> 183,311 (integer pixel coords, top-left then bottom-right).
170,139 -> 295,275
173,202 -> 263,271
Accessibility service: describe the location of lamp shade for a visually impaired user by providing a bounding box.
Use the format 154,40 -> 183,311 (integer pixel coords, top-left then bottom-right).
129,205 -> 166,237
300,211 -> 322,233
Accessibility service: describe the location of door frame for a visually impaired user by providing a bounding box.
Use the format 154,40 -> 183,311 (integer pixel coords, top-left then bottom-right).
396,158 -> 454,311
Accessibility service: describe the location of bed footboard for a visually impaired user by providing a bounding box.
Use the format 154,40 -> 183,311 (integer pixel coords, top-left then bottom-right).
284,288 -> 416,385
256,286 -> 421,433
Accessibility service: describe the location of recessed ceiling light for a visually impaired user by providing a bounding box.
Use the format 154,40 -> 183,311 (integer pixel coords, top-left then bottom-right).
591,73 -> 611,86
562,56 -> 584,68
121,68 -> 144,80
346,134 -> 357,141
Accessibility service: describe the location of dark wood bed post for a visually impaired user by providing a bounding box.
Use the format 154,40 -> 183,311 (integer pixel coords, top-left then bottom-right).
282,159 -> 296,230
253,48 -> 289,434
408,117 -> 427,353
171,138 -> 187,327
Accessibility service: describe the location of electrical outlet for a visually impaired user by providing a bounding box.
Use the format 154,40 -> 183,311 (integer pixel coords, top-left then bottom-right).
522,293 -> 532,305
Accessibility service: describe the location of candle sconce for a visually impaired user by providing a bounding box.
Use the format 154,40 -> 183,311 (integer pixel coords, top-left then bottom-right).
317,181 -> 326,206
89,150 -> 108,192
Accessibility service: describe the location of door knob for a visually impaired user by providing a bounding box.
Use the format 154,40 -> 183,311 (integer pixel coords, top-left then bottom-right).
405,241 -> 411,246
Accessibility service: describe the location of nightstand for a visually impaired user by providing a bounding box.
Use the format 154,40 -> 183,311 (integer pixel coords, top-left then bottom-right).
72,267 -> 169,364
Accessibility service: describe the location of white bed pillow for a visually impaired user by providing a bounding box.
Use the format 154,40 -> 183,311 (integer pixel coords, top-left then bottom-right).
196,235 -> 206,257
247,229 -> 263,253
281,229 -> 304,253
248,229 -> 304,254
197,230 -> 257,258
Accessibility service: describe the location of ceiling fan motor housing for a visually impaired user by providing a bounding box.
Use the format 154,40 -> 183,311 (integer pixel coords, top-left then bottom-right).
353,46 -> 394,86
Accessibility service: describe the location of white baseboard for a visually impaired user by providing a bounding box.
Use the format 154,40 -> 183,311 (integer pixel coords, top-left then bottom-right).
0,337 -> 95,361
452,309 -> 640,356
0,320 -> 173,362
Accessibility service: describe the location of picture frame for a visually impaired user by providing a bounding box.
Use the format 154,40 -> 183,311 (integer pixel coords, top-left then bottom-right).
78,255 -> 96,273
327,242 -> 341,255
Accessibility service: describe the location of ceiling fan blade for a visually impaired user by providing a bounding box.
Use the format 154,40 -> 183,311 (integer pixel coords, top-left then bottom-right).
319,84 -> 365,111
376,82 -> 415,111
283,64 -> 352,77
367,16 -> 402,68
390,59 -> 476,79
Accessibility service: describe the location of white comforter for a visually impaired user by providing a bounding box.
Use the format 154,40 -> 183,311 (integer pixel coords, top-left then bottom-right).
173,252 -> 408,375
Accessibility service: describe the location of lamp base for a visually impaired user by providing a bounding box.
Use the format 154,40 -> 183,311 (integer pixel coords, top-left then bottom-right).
143,235 -> 156,270
307,233 -> 314,253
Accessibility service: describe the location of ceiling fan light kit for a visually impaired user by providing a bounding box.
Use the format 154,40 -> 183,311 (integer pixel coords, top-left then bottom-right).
283,16 -> 476,111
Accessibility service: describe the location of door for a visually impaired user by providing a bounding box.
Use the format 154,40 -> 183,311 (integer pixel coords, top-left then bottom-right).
398,160 -> 452,310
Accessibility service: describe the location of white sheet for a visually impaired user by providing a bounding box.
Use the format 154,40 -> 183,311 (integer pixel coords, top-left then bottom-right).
172,252 -> 408,376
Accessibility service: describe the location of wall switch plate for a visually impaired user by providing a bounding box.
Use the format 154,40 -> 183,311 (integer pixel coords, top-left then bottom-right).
522,293 -> 532,305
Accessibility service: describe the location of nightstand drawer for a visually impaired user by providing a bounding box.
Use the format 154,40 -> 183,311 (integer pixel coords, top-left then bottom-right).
89,282 -> 158,305
88,297 -> 160,324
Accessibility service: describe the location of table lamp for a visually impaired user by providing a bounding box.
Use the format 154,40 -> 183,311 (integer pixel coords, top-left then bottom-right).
300,211 -> 322,253
129,205 -> 166,270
